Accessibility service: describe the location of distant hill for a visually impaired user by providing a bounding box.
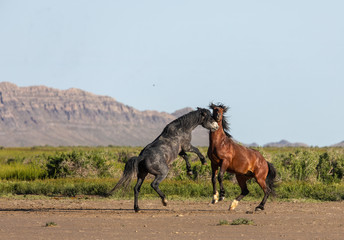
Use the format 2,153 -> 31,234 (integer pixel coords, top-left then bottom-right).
331,141 -> 344,147
245,142 -> 260,148
263,139 -> 309,147
0,82 -> 208,147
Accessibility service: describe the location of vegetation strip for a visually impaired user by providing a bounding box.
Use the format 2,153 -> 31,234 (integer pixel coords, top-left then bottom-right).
0,146 -> 343,201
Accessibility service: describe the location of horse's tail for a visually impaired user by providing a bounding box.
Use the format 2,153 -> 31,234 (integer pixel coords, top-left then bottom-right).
107,156 -> 140,196
266,162 -> 277,195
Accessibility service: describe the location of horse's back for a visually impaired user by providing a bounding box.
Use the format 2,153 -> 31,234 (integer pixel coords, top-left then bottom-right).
141,137 -> 180,164
229,143 -> 268,175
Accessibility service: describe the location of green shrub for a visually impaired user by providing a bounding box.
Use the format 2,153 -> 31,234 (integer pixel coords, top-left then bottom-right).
272,149 -> 319,182
317,150 -> 344,183
46,150 -> 116,178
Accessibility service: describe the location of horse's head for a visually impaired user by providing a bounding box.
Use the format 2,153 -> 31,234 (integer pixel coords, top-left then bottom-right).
196,108 -> 219,132
209,103 -> 231,135
209,103 -> 228,122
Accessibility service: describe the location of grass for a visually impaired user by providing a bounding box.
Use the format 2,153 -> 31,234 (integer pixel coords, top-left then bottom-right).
218,218 -> 256,226
1,178 -> 343,201
217,220 -> 230,225
230,218 -> 256,226
0,163 -> 47,180
45,222 -> 57,227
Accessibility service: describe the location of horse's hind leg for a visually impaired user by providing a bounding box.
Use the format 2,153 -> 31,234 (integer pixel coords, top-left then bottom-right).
134,171 -> 148,212
255,176 -> 271,211
151,170 -> 169,206
229,174 -> 250,211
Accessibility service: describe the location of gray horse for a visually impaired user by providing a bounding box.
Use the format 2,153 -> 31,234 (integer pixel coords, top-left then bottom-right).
108,108 -> 219,212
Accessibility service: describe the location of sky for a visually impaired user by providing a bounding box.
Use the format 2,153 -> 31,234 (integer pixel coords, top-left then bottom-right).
0,0 -> 343,146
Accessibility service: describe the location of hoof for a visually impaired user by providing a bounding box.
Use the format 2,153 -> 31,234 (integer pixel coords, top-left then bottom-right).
201,161 -> 207,165
162,198 -> 168,206
212,191 -> 219,204
134,207 -> 141,213
255,206 -> 264,211
187,171 -> 193,176
229,200 -> 239,211
219,196 -> 225,202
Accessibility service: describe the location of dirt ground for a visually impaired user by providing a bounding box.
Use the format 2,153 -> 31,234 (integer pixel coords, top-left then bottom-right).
0,197 -> 343,240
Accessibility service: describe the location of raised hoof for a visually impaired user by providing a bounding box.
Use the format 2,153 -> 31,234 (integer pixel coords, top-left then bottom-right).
162,198 -> 168,206
255,206 -> 264,211
187,171 -> 193,176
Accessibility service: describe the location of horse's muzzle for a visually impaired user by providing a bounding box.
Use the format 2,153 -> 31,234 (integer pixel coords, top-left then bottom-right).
210,122 -> 219,132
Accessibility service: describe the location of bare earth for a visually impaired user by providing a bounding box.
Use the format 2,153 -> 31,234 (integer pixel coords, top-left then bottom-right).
0,198 -> 343,240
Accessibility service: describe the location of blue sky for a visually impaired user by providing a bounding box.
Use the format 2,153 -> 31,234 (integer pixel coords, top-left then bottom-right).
0,0 -> 343,146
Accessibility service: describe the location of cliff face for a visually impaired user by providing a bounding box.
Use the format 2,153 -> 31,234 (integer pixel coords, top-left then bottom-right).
0,82 -> 208,147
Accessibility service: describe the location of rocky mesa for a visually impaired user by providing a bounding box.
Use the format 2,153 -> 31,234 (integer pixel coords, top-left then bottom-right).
0,82 -> 208,147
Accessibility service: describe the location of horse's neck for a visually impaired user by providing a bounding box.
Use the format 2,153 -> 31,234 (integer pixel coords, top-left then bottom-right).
183,114 -> 202,132
164,115 -> 198,136
209,124 -> 229,145
190,122 -> 200,131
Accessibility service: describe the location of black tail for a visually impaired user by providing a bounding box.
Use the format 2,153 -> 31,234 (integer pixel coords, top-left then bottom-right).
107,156 -> 140,196
266,162 -> 277,195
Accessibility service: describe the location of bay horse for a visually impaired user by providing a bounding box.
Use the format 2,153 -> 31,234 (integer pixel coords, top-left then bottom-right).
108,108 -> 219,212
208,103 -> 276,211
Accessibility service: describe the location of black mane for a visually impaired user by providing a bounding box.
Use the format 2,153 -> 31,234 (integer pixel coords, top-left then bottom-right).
163,109 -> 201,133
175,109 -> 202,129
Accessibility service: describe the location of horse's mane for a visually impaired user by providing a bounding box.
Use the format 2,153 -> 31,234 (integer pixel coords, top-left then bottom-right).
163,109 -> 203,134
209,103 -> 232,138
175,110 -> 198,129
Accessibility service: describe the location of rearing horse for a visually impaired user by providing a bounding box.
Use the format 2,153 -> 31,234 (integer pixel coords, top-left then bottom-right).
108,108 -> 219,212
207,103 -> 276,211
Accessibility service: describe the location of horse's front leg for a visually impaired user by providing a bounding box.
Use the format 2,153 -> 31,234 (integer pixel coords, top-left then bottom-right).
189,145 -> 207,165
179,151 -> 193,175
211,163 -> 219,204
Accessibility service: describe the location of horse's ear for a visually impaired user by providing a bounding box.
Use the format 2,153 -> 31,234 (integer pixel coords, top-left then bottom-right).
197,108 -> 207,116
209,103 -> 216,109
